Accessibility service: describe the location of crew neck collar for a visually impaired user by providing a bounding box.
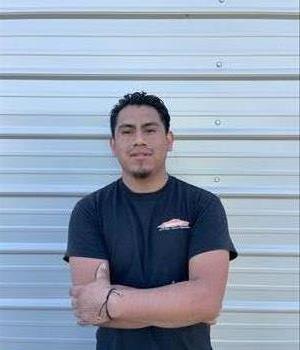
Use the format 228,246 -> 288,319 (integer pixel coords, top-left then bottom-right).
119,175 -> 173,200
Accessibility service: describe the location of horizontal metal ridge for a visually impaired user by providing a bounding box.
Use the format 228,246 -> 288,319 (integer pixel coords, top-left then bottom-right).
0,298 -> 69,310
0,337 -> 298,346
0,243 -> 298,256
0,226 -> 298,235
225,300 -> 299,313
0,127 -> 299,139
1,167 -> 298,176
0,243 -> 65,254
0,337 -> 93,344
0,320 -> 298,329
240,246 -> 299,257
0,225 -> 65,231
0,7 -> 299,20
0,151 -> 297,159
1,282 -> 298,292
0,185 -> 298,197
1,5 -> 298,13
0,209 -> 298,217
0,298 -> 298,313
1,72 -> 299,81
0,94 -> 298,99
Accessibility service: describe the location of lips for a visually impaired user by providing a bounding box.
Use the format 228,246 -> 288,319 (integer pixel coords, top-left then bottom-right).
130,153 -> 151,157
130,149 -> 153,157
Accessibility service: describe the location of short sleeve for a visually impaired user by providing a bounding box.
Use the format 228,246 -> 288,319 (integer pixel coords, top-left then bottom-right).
63,196 -> 109,262
188,195 -> 238,261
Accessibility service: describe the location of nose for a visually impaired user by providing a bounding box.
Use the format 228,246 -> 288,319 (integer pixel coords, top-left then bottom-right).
133,130 -> 146,146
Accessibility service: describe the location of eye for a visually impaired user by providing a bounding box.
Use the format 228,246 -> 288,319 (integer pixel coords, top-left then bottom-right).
146,129 -> 156,134
121,129 -> 132,135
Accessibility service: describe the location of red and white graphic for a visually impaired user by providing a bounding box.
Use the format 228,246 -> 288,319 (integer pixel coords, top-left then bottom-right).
157,218 -> 190,231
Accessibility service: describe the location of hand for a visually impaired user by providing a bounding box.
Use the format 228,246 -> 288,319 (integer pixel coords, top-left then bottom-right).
70,262 -> 111,325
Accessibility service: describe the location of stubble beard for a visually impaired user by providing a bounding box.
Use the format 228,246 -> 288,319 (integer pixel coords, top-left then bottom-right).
131,167 -> 151,179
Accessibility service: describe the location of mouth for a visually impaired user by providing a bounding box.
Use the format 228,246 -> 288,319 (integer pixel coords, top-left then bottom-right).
130,153 -> 152,159
130,149 -> 153,157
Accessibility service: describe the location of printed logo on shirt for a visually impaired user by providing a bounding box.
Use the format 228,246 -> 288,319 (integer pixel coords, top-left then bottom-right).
157,218 -> 190,231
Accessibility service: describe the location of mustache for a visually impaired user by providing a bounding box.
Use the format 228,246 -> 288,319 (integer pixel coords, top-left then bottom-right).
129,146 -> 153,154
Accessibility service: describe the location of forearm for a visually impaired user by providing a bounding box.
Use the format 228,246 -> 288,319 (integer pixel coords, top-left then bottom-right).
71,252 -> 229,329
108,280 -> 220,328
100,284 -> 151,329
100,320 -> 149,329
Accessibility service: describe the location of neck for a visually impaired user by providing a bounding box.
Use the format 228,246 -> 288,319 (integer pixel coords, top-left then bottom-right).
122,171 -> 169,193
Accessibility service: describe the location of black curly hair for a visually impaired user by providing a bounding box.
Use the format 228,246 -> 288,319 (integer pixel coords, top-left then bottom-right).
110,91 -> 170,137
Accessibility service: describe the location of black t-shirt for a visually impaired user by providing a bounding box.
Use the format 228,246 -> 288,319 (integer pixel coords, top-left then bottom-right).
64,175 -> 238,350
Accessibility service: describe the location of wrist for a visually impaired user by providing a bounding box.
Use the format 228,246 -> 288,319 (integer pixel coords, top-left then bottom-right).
106,288 -> 123,320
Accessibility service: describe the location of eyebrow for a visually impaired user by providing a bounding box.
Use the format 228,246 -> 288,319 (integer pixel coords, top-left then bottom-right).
118,124 -> 135,130
118,122 -> 160,130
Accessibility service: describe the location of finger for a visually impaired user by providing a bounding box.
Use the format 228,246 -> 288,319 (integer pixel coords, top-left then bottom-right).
77,319 -> 90,326
95,262 -> 109,279
71,297 -> 78,309
207,319 -> 217,325
70,285 -> 84,297
78,312 -> 95,324
73,309 -> 81,318
95,262 -> 110,280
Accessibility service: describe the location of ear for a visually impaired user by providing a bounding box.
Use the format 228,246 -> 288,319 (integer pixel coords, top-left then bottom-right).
110,137 -> 116,156
166,131 -> 174,152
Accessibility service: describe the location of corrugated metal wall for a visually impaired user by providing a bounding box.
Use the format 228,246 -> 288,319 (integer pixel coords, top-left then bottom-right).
0,1 -> 299,349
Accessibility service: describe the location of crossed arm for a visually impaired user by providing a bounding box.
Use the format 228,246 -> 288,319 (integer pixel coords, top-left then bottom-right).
69,250 -> 230,329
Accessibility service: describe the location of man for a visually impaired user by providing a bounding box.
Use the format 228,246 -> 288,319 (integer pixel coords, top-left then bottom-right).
64,91 -> 238,350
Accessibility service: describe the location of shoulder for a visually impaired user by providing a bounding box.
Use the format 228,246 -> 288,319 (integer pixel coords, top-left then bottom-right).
170,176 -> 223,216
171,175 -> 219,203
73,179 -> 119,212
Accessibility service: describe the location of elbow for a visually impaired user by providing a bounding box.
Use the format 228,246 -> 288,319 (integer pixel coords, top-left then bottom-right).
193,288 -> 222,323
203,302 -> 221,322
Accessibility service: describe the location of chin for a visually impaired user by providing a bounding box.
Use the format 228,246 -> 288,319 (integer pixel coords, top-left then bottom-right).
131,169 -> 152,179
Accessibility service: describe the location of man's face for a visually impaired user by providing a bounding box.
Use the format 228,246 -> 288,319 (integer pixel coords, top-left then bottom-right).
110,105 -> 174,179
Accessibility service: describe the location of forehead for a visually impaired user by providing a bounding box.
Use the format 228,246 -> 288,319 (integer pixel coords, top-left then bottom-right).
116,105 -> 163,127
